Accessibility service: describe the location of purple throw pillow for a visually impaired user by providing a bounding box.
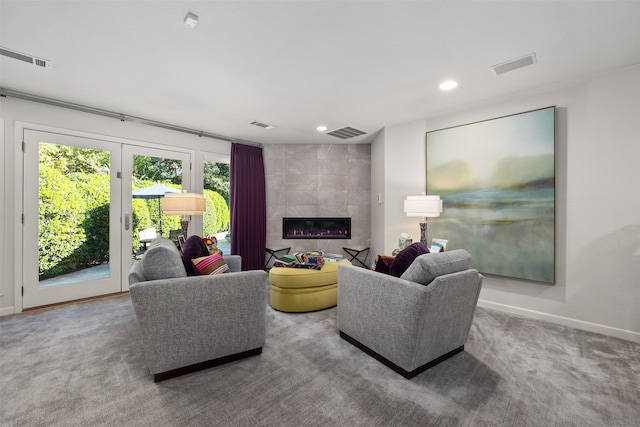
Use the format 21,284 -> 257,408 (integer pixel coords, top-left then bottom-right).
389,242 -> 429,277
373,255 -> 396,275
181,235 -> 209,276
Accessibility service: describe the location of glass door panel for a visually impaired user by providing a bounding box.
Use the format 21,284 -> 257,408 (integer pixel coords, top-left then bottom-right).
202,157 -> 231,255
121,146 -> 191,290
37,142 -> 112,287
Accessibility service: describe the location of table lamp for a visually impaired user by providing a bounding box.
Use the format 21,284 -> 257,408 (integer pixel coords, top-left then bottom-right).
161,192 -> 206,238
404,195 -> 443,246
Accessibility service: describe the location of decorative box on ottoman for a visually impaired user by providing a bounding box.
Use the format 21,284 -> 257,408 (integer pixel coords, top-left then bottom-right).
269,260 -> 351,312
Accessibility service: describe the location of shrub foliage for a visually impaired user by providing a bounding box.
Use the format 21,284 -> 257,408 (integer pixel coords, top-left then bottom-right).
203,189 -> 230,235
38,144 -> 230,280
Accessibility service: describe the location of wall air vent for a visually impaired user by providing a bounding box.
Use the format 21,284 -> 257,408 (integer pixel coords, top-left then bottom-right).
249,120 -> 277,130
325,126 -> 367,140
491,53 -> 536,76
0,46 -> 52,68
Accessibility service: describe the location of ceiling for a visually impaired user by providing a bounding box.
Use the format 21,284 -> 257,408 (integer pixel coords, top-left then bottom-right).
1,1 -> 639,145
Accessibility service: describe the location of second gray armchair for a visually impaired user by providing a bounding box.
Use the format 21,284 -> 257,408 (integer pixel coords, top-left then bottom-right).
337,249 -> 483,378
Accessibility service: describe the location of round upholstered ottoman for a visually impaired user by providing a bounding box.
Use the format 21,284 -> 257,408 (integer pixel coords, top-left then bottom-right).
269,260 -> 351,312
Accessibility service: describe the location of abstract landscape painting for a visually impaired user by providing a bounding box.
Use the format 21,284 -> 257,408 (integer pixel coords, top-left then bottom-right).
426,107 -> 555,283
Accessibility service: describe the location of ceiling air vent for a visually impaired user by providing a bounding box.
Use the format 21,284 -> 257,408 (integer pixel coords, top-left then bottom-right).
249,120 -> 277,130
491,53 -> 536,76
0,46 -> 52,68
325,126 -> 367,140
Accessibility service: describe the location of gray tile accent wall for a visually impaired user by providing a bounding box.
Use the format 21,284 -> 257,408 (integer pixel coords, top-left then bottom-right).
263,144 -> 371,263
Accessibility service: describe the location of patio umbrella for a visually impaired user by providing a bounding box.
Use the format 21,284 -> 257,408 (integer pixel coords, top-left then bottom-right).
132,183 -> 181,235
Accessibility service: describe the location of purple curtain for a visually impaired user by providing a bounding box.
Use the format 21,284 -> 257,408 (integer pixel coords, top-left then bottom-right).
230,143 -> 266,271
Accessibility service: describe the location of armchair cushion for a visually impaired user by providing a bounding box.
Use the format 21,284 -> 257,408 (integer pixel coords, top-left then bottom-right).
140,237 -> 187,281
400,249 -> 471,286
389,242 -> 429,277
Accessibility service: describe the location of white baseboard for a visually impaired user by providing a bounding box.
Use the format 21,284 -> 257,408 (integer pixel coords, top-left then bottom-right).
478,300 -> 640,344
0,306 -> 16,317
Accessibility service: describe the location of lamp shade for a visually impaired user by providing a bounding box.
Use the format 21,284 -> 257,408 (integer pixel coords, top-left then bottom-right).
160,193 -> 206,215
404,195 -> 443,217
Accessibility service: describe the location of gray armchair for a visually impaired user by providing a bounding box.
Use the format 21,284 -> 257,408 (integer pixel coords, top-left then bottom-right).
337,249 -> 482,378
129,237 -> 268,382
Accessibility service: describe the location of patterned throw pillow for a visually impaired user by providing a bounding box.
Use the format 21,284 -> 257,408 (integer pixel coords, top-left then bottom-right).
192,253 -> 229,275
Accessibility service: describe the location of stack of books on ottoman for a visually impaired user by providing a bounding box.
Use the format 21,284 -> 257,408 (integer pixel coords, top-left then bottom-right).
274,251 -> 336,269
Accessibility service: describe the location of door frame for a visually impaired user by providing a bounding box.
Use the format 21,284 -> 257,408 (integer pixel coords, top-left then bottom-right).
0,119 -> 5,307
22,129 -> 124,308
15,122 -> 195,311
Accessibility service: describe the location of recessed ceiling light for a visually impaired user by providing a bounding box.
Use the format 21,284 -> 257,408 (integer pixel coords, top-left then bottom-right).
316,125 -> 328,132
439,80 -> 458,91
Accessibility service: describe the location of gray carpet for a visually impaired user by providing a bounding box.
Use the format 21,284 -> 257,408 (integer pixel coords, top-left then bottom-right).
1,291 -> 638,427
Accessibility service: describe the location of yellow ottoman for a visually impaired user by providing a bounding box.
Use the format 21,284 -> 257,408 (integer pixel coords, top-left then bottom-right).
269,260 -> 351,312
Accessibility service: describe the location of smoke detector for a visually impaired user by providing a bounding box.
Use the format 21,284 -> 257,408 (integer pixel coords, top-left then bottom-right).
0,47 -> 52,68
184,12 -> 198,28
491,53 -> 537,75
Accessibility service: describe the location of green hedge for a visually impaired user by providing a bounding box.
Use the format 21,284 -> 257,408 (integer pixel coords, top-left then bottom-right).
39,165 -> 110,279
203,189 -> 230,236
39,172 -> 230,279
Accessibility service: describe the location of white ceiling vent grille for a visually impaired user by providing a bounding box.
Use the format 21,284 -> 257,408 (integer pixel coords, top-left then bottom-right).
325,126 -> 367,139
491,53 -> 536,75
0,47 -> 52,68
249,120 -> 276,130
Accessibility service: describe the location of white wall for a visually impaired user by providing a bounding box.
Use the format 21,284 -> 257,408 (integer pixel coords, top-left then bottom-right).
376,65 -> 640,342
369,129 -> 385,259
0,96 -> 232,315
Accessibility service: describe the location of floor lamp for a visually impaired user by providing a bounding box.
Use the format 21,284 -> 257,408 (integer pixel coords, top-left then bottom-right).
161,192 -> 206,238
403,195 -> 443,246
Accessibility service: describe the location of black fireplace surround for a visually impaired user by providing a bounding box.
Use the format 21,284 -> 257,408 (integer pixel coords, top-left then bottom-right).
282,217 -> 351,239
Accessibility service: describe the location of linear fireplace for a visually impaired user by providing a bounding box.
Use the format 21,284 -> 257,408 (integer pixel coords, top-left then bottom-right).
282,217 -> 351,240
